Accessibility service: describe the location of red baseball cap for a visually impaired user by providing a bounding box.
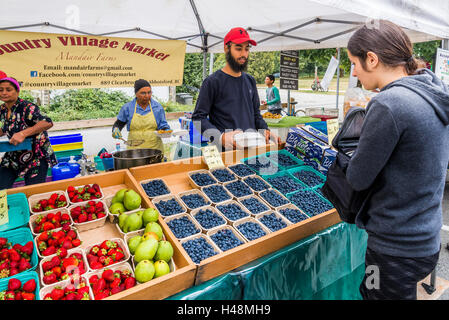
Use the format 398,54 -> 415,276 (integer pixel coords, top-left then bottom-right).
0,70 -> 7,79
224,27 -> 257,46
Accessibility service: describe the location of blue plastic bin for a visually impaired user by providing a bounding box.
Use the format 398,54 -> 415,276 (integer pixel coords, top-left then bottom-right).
0,193 -> 30,232
0,271 -> 40,300
102,157 -> 114,171
52,162 -> 80,181
0,227 -> 38,283
49,133 -> 82,145
0,138 -> 32,153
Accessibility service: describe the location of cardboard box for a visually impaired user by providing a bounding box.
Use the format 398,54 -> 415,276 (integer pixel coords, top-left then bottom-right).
301,125 -> 329,144
7,170 -> 197,300
285,127 -> 330,161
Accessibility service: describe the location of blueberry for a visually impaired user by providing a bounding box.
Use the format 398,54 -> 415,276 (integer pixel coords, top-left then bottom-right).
193,208 -> 226,230
210,229 -> 244,251
211,168 -> 236,183
154,198 -> 185,216
225,180 -> 253,198
279,207 -> 309,223
259,213 -> 288,231
142,179 -> 170,197
216,203 -> 249,221
180,193 -> 210,210
266,174 -> 305,195
190,172 -> 216,187
240,197 -> 269,214
202,184 -> 231,203
166,216 -> 200,239
236,221 -> 267,241
243,176 -> 270,192
182,237 -> 219,264
293,170 -> 324,187
287,189 -> 333,216
260,189 -> 289,208
228,164 -> 254,177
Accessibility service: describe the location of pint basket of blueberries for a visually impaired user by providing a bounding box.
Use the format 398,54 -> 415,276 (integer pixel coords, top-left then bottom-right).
190,206 -> 228,233
233,217 -> 271,242
151,194 -> 188,218
207,225 -> 247,252
178,189 -> 211,212
140,178 -> 172,199
187,170 -> 218,189
180,233 -> 222,265
164,213 -> 202,240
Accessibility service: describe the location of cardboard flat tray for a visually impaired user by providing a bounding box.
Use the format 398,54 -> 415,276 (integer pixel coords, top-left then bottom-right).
129,143 -> 340,285
7,170 -> 196,300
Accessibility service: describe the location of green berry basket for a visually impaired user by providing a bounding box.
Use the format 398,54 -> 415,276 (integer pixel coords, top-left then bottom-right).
0,227 -> 39,284
0,270 -> 40,300
263,149 -> 305,172
287,165 -> 327,189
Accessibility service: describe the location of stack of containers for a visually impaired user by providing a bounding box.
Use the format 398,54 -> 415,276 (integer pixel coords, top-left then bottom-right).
49,133 -> 84,160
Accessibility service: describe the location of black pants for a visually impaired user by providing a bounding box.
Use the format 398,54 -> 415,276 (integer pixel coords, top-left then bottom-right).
360,247 -> 440,300
0,161 -> 49,190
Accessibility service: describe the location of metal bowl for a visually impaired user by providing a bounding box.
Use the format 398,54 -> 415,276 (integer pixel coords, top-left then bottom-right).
113,148 -> 163,170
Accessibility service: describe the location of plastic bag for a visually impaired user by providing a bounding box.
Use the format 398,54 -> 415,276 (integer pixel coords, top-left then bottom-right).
343,87 -> 375,116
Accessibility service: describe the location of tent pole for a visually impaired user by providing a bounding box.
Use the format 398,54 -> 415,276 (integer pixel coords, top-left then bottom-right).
209,53 -> 214,75
443,39 -> 449,50
202,34 -> 208,81
336,48 -> 341,111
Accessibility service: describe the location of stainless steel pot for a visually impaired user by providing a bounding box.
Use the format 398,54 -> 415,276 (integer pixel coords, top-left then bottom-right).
113,148 -> 163,170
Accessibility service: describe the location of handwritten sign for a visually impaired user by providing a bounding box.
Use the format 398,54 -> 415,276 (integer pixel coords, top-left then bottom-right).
0,190 -> 9,226
326,119 -> 339,146
201,145 -> 225,170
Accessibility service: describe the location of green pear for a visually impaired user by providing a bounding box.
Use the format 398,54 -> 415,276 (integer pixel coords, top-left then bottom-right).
155,240 -> 174,262
112,188 -> 128,204
144,222 -> 163,241
127,235 -> 142,255
123,189 -> 141,211
124,211 -> 143,232
118,212 -> 128,230
134,238 -> 159,263
142,208 -> 159,226
154,260 -> 171,278
109,202 -> 125,215
134,260 -> 155,283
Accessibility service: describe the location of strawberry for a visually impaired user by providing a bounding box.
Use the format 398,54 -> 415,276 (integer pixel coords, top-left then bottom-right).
22,292 -> 35,300
9,268 -> 19,276
38,231 -> 49,242
51,266 -> 62,277
22,279 -> 36,293
62,257 -> 79,270
42,260 -> 54,272
19,259 -> 31,272
93,278 -> 106,293
113,251 -> 125,262
51,255 -> 61,267
95,291 -> 109,300
22,241 -> 34,256
8,278 -> 21,291
9,249 -> 21,261
101,269 -> 114,282
61,213 -> 71,221
124,277 -> 136,289
92,184 -> 100,192
67,186 -> 75,193
32,203 -> 43,212
56,247 -> 68,259
97,212 -> 106,219
14,291 -> 23,300
110,277 -> 121,289
42,246 -> 56,256
43,271 -> 57,285
0,237 -> 8,248
110,286 -> 123,295
89,274 -> 99,286
78,213 -> 87,223
65,292 -> 77,300
62,223 -> 71,233
94,192 -> 102,199
62,239 -> 73,250
50,287 -> 65,300
90,261 -> 103,270
42,222 -> 55,231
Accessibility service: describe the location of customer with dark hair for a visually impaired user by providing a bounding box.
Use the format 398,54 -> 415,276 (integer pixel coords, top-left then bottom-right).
261,74 -> 282,115
112,79 -> 170,152
0,77 -> 57,189
345,19 -> 449,300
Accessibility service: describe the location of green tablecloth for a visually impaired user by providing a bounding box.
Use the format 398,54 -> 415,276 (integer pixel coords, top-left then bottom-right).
167,222 -> 368,300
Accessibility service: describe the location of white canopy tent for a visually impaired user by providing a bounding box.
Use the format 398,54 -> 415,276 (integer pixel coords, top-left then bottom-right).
1,0 -> 448,114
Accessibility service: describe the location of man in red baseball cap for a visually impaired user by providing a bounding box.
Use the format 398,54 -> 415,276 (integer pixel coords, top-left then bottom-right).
192,27 -> 279,150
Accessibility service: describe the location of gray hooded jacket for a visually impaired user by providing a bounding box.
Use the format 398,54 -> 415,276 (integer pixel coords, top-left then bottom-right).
347,69 -> 449,258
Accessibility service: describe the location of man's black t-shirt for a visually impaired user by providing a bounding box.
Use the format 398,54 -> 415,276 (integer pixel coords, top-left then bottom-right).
191,70 -> 268,142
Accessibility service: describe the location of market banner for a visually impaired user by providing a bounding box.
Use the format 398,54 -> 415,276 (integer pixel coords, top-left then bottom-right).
0,30 -> 186,89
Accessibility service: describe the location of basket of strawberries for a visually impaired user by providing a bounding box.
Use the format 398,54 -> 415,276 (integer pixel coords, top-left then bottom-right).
66,184 -> 104,204
28,191 -> 68,214
28,208 -> 73,236
39,275 -> 94,300
85,239 -> 130,272
34,225 -> 82,259
40,248 -> 88,286
68,200 -> 108,232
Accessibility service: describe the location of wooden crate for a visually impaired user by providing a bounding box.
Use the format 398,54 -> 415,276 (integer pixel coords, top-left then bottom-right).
129,144 -> 341,285
7,169 -> 197,300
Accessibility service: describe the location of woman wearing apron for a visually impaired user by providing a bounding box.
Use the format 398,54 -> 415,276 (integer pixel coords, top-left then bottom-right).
112,79 -> 170,153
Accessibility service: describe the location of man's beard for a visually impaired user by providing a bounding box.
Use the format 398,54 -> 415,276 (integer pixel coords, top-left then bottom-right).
226,50 -> 248,73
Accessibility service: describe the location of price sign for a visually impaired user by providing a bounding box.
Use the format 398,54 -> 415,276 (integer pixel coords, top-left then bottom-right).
326,119 -> 339,146
201,145 -> 225,170
0,190 -> 9,226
